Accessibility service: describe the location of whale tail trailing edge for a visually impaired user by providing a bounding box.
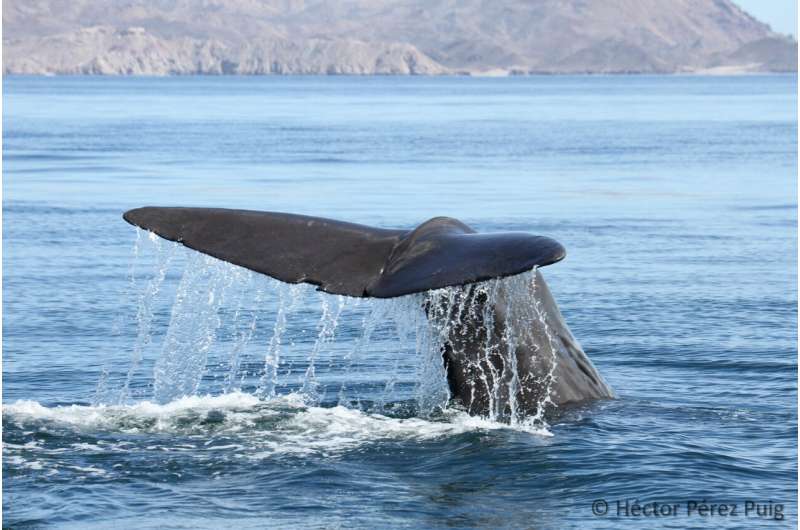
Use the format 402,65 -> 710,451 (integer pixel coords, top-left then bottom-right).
123,207 -> 566,298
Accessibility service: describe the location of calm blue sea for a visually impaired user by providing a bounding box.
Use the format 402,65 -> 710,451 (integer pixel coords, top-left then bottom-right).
3,75 -> 798,529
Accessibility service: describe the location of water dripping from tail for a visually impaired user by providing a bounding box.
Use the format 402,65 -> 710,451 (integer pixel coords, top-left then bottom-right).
100,233 -> 562,432
421,269 -> 560,429
152,253 -> 237,403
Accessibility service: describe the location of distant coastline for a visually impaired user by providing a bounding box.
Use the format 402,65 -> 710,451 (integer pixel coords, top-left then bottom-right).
5,70 -> 797,78
4,1 -> 797,76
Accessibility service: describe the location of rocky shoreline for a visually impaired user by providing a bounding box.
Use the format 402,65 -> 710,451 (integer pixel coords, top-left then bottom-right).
4,1 -> 797,76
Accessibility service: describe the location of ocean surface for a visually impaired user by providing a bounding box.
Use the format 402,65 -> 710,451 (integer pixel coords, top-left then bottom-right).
3,75 -> 797,529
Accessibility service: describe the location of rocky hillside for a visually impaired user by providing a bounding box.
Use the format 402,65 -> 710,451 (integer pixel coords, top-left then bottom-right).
3,0 -> 797,75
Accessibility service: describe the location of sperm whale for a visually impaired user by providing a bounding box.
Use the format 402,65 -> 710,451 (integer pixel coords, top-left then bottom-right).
123,207 -> 613,419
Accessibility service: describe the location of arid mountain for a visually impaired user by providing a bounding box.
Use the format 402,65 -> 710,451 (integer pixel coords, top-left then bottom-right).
3,0 -> 797,75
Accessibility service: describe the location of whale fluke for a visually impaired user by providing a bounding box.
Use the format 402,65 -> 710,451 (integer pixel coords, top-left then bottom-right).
123,207 -> 565,298
123,206 -> 612,418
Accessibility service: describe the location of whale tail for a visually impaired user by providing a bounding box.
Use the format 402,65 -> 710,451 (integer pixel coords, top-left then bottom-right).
123,207 -> 565,298
123,206 -> 614,417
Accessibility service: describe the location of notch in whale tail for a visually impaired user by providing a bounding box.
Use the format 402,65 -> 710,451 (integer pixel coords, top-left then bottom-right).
123,207 -> 566,298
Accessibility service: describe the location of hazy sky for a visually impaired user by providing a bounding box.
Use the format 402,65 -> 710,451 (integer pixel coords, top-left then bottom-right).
735,0 -> 797,36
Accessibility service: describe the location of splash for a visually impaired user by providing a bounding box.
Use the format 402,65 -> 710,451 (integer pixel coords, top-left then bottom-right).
95,229 -> 560,431
3,391 -> 552,476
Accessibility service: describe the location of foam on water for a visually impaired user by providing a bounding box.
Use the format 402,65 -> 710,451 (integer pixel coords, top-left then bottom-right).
3,391 -> 551,475
4,391 -> 554,439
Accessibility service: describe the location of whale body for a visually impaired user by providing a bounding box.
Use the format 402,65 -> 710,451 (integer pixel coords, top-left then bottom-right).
124,207 -> 613,419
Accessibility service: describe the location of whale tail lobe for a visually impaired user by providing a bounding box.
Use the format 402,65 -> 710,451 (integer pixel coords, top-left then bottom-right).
123,207 -> 565,298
